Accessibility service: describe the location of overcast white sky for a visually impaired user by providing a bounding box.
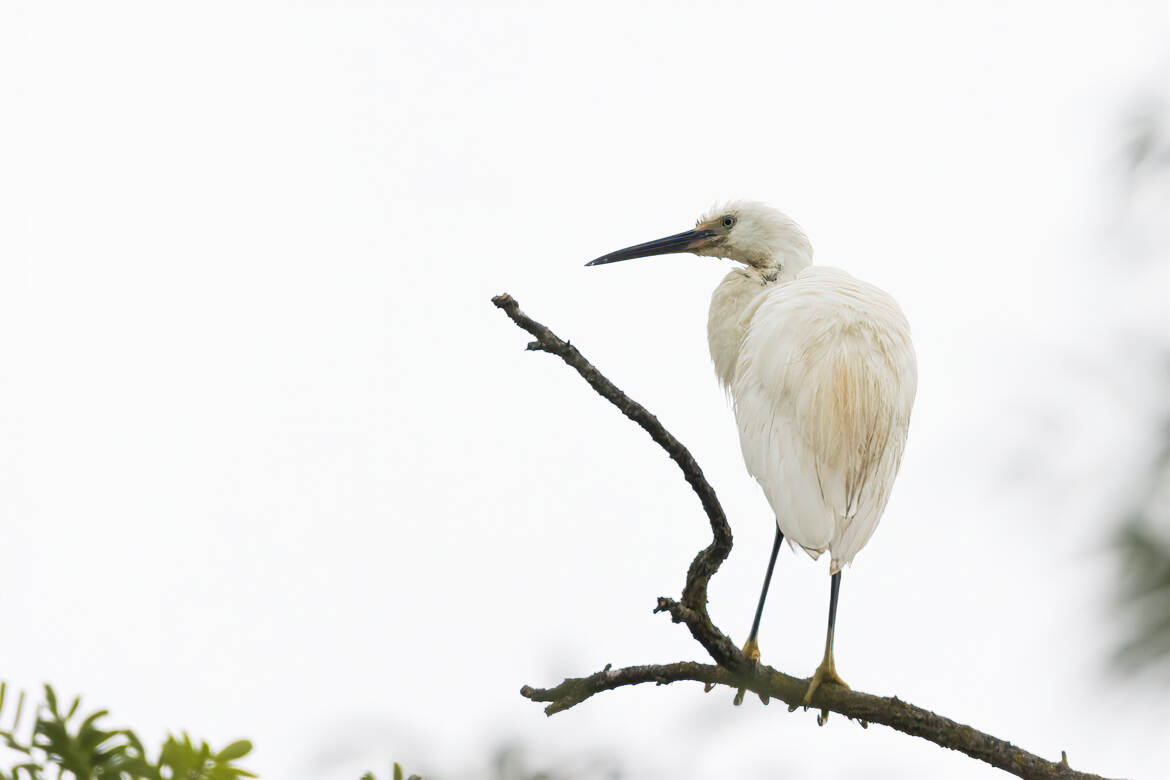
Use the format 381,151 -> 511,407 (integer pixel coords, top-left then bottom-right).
1,1 -> 1168,779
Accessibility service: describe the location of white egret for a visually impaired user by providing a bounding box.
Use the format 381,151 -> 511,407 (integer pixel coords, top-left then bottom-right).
587,201 -> 917,713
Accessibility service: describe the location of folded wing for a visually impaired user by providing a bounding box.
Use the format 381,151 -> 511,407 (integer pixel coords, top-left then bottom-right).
731,267 -> 917,572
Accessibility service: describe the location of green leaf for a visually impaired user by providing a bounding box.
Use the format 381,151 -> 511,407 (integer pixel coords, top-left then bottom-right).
79,709 -> 109,732
394,763 -> 404,780
41,686 -> 58,718
216,740 -> 252,762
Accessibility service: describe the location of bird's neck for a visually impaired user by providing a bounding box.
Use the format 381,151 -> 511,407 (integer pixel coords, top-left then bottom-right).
707,267 -> 781,390
752,244 -> 812,281
707,241 -> 814,387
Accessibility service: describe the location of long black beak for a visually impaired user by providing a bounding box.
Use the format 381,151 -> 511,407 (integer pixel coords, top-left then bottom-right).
586,228 -> 716,266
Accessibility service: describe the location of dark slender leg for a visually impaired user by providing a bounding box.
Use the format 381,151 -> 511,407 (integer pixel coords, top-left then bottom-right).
747,525 -> 784,648
733,525 -> 783,706
794,570 -> 849,724
824,570 -> 841,663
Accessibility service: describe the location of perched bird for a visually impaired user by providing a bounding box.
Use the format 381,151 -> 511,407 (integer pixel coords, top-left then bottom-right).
587,201 -> 917,716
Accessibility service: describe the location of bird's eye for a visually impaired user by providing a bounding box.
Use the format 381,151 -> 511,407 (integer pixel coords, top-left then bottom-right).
721,216 -> 736,228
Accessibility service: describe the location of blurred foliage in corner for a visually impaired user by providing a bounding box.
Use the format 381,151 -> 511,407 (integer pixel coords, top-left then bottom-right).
360,743 -> 623,780
361,763 -> 422,780
1112,94 -> 1170,678
0,683 -> 254,780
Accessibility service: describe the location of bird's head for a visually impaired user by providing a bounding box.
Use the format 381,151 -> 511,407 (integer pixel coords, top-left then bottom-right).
587,200 -> 813,273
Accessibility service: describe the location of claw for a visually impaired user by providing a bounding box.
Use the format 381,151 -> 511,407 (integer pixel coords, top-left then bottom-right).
797,654 -> 849,723
733,637 -> 762,706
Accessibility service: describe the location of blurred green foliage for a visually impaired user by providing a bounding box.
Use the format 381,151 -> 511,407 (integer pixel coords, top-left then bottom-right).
1114,411 -> 1170,675
360,763 -> 422,780
1111,98 -> 1170,679
358,743 -> 622,780
0,683 -> 254,780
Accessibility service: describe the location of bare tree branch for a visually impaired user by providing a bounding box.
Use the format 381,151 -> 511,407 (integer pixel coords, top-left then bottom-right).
492,292 -> 1117,780
490,293 -> 740,667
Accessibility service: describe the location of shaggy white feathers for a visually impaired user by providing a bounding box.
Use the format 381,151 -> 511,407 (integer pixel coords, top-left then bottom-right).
704,203 -> 917,573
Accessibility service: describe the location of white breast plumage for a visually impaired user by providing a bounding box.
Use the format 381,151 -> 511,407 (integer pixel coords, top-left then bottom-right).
723,266 -> 917,573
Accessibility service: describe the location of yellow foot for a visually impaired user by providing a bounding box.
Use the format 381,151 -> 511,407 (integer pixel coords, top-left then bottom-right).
743,637 -> 761,663
789,657 -> 849,724
733,637 -> 762,707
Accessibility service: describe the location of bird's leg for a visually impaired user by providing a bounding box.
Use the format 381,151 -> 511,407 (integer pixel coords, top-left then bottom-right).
734,525 -> 783,706
795,570 -> 849,724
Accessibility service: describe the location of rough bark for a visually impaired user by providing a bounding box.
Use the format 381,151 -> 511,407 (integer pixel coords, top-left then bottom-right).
492,292 -> 1116,780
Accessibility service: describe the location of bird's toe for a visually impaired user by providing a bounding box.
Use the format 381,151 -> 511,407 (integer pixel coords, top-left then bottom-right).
733,637 -> 764,706
791,657 -> 849,722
